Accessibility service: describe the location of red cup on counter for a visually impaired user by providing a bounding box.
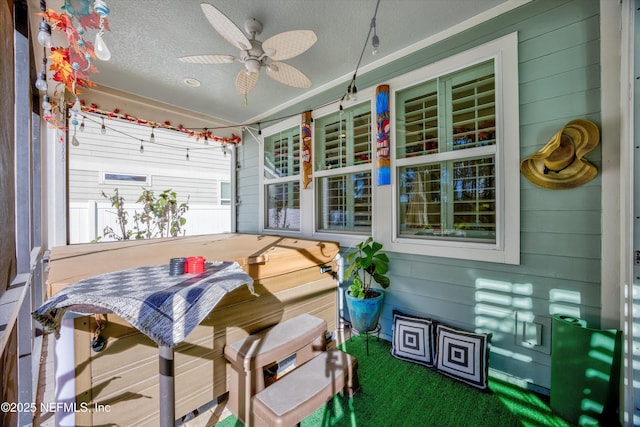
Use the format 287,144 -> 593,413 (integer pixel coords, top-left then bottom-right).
186,256 -> 206,273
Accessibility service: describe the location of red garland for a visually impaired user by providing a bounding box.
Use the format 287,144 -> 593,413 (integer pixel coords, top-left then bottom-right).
79,100 -> 242,144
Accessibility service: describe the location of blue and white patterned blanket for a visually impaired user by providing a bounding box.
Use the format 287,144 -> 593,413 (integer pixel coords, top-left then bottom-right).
33,261 -> 255,347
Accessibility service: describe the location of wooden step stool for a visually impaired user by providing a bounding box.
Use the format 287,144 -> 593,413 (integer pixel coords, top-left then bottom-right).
252,348 -> 359,426
224,313 -> 327,424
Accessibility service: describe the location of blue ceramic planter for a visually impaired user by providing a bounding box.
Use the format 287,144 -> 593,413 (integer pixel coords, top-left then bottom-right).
345,289 -> 385,333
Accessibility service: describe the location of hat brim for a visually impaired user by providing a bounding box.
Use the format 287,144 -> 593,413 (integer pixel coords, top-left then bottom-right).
520,157 -> 598,189
520,119 -> 600,190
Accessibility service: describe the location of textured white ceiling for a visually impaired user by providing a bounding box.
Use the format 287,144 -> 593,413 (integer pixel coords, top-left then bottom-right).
35,0 -> 517,125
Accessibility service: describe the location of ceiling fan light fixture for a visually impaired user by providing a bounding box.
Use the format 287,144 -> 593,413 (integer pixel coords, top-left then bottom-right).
244,58 -> 261,74
183,4 -> 315,96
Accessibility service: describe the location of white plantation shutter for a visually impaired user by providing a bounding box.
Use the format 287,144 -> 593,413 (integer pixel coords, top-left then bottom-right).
396,59 -> 497,242
315,102 -> 372,233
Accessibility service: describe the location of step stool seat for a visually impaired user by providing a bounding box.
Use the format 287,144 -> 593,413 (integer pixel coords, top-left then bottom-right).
252,349 -> 359,427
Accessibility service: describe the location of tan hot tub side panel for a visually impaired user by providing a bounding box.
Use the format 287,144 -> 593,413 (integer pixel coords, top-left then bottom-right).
46,234 -> 339,427
47,233 -> 339,297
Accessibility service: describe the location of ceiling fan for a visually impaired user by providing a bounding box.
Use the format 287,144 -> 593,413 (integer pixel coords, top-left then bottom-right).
178,3 -> 317,96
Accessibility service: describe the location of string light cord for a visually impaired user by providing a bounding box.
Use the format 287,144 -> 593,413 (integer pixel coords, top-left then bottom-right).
69,0 -> 383,151
75,112 -> 230,153
341,0 -> 382,107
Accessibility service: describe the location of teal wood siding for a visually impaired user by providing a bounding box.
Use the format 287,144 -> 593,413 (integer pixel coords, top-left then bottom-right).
237,0 -> 601,389
237,138 -> 260,233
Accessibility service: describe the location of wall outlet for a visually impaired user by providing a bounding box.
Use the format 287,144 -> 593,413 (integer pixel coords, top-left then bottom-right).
514,313 -> 551,354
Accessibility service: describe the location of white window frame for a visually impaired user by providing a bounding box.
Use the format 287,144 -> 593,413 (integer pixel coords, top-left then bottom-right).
258,33 -> 519,264
313,101 -> 374,236
259,119 -> 303,233
386,32 -> 519,264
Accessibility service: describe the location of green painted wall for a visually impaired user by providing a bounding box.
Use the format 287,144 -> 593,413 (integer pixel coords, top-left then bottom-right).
237,0 -> 601,389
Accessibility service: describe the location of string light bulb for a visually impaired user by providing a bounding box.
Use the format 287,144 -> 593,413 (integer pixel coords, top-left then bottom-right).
42,95 -> 52,118
149,127 -> 155,143
101,117 -> 107,135
37,19 -> 52,47
79,118 -> 85,131
35,71 -> 48,91
371,17 -> 379,55
186,148 -> 190,160
139,139 -> 144,153
348,84 -> 358,101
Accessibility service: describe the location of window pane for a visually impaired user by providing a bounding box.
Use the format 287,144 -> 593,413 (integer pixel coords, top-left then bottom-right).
353,110 -> 372,164
396,80 -> 439,158
315,102 -> 371,171
264,127 -> 300,178
396,60 -> 495,158
317,171 -> 372,233
398,164 -> 442,235
398,157 -> 495,242
451,66 -> 496,151
220,181 -> 231,205
452,157 -> 495,240
103,173 -> 148,184
318,115 -> 346,170
265,181 -> 300,230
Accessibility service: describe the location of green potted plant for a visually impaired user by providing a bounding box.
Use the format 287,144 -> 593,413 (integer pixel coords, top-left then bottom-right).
344,237 -> 391,333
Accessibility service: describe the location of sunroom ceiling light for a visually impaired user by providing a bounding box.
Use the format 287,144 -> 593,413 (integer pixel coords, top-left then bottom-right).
183,77 -> 201,87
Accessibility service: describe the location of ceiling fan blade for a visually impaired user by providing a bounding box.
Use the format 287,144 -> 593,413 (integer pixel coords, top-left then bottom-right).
262,30 -> 317,61
177,54 -> 236,64
266,62 -> 312,88
200,3 -> 252,51
236,70 -> 259,95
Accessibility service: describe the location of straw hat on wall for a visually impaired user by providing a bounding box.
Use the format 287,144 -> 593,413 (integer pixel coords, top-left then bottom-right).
520,119 -> 600,190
